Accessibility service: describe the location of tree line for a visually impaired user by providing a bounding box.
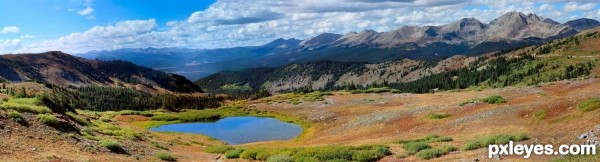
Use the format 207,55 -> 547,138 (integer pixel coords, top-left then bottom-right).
45,86 -> 226,112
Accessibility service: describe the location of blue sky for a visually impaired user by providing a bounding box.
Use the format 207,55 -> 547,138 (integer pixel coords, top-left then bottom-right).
0,0 -> 599,53
0,0 -> 214,41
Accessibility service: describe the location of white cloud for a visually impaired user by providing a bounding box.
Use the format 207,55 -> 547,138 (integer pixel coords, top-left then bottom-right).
565,2 -> 597,12
3,0 -> 599,54
0,39 -> 22,53
78,7 -> 94,16
1,26 -> 20,34
539,4 -> 555,11
22,19 -> 157,53
20,34 -> 34,39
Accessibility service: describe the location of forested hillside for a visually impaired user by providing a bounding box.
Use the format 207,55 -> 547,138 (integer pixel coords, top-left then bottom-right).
0,51 -> 202,93
196,28 -> 600,95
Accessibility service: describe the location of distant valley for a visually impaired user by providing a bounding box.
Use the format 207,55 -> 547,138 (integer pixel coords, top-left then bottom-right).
78,12 -> 600,81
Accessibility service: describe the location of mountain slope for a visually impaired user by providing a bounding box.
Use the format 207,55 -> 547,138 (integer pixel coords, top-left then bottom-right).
83,12 -> 592,80
0,51 -> 202,93
196,27 -> 600,94
564,18 -> 600,31
332,12 -> 575,48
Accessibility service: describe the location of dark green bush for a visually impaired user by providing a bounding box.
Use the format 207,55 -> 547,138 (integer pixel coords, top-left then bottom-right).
100,140 -> 126,153
402,142 -> 431,155
155,152 -> 177,161
482,95 -> 506,104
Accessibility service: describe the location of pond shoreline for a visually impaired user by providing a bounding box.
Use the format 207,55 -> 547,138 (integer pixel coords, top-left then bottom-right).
149,116 -> 303,145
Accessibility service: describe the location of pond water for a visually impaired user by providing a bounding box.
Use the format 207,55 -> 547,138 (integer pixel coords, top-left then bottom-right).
149,116 -> 302,145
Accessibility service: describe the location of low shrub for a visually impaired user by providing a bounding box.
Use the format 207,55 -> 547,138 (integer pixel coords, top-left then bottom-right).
8,110 -> 24,123
100,140 -> 126,153
1,100 -> 52,114
482,95 -> 506,104
402,142 -> 431,155
533,110 -> 547,120
462,133 -> 530,151
426,113 -> 452,119
352,150 -> 386,162
415,145 -> 457,160
232,145 -> 389,161
66,112 -> 91,126
155,152 -> 177,161
152,141 -> 169,150
577,98 -> 600,112
205,145 -> 234,154
37,114 -> 60,126
225,148 -> 245,159
459,99 -> 478,106
266,154 -> 294,162
94,121 -> 144,140
120,110 -> 154,117
398,134 -> 453,144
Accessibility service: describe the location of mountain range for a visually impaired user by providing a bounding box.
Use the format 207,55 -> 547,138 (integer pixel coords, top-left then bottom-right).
78,12 -> 600,81
0,51 -> 202,93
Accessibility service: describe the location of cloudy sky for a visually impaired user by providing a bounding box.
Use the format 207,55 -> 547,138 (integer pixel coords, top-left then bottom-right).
0,0 -> 599,54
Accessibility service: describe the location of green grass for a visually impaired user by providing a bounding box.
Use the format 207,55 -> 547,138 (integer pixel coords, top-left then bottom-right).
221,145 -> 390,162
481,95 -> 506,104
350,87 -> 401,94
155,152 -> 177,161
100,140 -> 126,153
151,141 -> 169,150
397,134 -> 453,144
266,154 -> 294,162
36,114 -> 60,126
551,149 -> 600,162
426,113 -> 452,119
10,98 -> 42,105
225,148 -> 245,159
205,145 -> 234,154
259,91 -> 333,104
0,98 -> 52,114
533,110 -> 547,120
458,99 -> 478,106
577,98 -> 600,112
402,142 -> 431,155
66,112 -> 91,126
7,110 -> 24,123
462,133 -> 530,151
93,121 -> 144,140
119,110 -> 154,117
414,145 -> 457,160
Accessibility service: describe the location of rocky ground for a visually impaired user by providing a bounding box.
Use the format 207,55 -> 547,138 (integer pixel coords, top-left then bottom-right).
248,78 -> 600,161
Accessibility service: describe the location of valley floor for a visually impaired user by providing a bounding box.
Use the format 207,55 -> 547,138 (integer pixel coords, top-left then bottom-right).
1,78 -> 600,161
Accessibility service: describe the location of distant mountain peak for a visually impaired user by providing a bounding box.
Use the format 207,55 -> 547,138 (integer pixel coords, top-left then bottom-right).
299,33 -> 342,50
564,18 -> 600,31
543,18 -> 560,25
263,38 -> 301,49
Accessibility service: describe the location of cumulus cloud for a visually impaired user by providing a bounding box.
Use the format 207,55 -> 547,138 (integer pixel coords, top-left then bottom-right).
20,35 -> 34,39
1,26 -> 20,34
564,2 -> 597,12
4,0 -> 600,54
0,39 -> 22,53
78,7 -> 94,16
23,19 -> 158,53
